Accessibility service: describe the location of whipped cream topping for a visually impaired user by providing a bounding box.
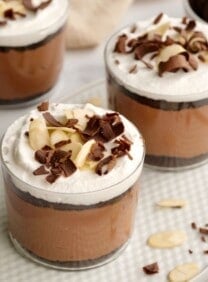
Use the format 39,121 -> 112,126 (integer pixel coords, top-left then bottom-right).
106,14 -> 208,102
0,0 -> 68,47
1,103 -> 144,205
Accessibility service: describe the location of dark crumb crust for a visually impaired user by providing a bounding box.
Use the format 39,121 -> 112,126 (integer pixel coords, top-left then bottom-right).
17,239 -> 125,268
107,72 -> 208,111
145,153 -> 208,168
8,178 -> 134,211
0,25 -> 65,52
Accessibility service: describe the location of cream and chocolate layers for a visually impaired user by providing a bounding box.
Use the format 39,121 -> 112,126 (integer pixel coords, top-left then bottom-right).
0,0 -> 68,104
1,103 -> 144,267
105,14 -> 208,168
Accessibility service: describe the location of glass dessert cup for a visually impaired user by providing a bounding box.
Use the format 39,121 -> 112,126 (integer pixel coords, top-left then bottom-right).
0,103 -> 145,270
104,15 -> 208,171
0,0 -> 68,106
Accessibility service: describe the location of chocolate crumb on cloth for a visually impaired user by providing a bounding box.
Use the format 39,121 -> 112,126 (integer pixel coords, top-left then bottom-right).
143,262 -> 159,275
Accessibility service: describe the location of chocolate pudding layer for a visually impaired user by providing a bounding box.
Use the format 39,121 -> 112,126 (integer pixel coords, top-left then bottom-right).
1,103 -> 144,269
0,0 -> 68,104
107,74 -> 208,168
105,14 -> 208,169
4,170 -> 139,267
0,27 -> 65,104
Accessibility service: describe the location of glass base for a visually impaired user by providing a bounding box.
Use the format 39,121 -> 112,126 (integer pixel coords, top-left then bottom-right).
9,233 -> 129,271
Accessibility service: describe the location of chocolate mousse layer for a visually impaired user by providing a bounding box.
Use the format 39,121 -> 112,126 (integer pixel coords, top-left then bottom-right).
0,26 -> 66,104
107,74 -> 208,168
5,171 -> 139,266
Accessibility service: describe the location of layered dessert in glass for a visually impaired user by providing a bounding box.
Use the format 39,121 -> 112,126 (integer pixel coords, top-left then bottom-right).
0,0 -> 68,105
1,102 -> 144,269
105,13 -> 208,169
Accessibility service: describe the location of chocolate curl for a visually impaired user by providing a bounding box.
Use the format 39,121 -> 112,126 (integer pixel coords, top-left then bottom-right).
43,112 -> 63,127
158,53 -> 197,76
23,0 -> 52,11
186,19 -> 196,32
95,155 -> 116,176
187,31 -> 208,53
114,34 -> 128,53
135,42 -> 161,60
153,13 -> 164,25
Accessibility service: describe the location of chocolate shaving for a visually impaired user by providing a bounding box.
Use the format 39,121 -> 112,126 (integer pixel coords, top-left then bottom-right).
129,64 -> 138,74
135,42 -> 161,60
99,120 -> 115,141
46,173 -> 60,184
191,222 -> 197,230
182,16 -> 188,25
143,262 -> 159,275
186,19 -> 196,32
0,20 -> 7,26
114,34 -> 128,53
35,150 -> 48,164
43,112 -> 63,127
204,250 -> 208,255
24,131 -> 29,137
112,135 -> 132,159
198,54 -> 206,62
54,139 -> 71,149
199,228 -> 208,235
33,165 -> 49,175
88,141 -> 105,161
114,59 -> 120,65
153,13 -> 163,25
59,158 -> 77,177
23,0 -> 52,12
65,119 -> 78,128
95,155 -> 116,175
158,53 -> 194,76
37,101 -> 49,112
141,59 -> 153,69
188,249 -> 193,254
4,9 -> 15,20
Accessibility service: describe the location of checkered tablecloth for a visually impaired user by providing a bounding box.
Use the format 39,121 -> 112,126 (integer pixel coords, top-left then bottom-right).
1,81 -> 208,282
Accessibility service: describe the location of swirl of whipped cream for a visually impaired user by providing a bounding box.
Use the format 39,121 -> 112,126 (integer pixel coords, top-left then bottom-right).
0,0 -> 68,47
1,103 -> 144,205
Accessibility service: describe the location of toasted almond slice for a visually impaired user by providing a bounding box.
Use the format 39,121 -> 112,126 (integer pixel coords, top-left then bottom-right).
148,22 -> 170,40
64,109 -> 74,120
50,130 -> 69,147
70,132 -> 83,144
168,263 -> 200,282
74,139 -> 96,168
148,230 -> 187,248
29,118 -> 50,150
157,199 -> 187,208
47,127 -> 76,133
61,142 -> 82,160
72,108 -> 94,130
156,44 -> 185,65
0,1 -> 26,17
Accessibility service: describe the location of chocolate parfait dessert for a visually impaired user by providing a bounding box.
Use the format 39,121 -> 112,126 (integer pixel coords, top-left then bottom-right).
1,102 -> 144,269
0,0 -> 68,105
105,13 -> 208,169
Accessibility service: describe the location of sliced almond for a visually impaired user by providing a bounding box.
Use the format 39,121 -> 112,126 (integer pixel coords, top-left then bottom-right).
74,139 -> 96,168
61,142 -> 82,161
64,109 -> 74,120
72,108 -> 94,131
148,230 -> 187,248
157,199 -> 187,209
47,127 -> 76,133
156,44 -> 185,65
29,118 -> 50,150
0,1 -> 26,17
50,130 -> 69,147
148,22 -> 170,40
168,263 -> 200,282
